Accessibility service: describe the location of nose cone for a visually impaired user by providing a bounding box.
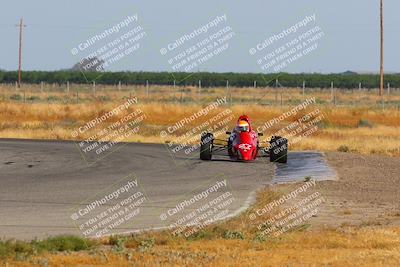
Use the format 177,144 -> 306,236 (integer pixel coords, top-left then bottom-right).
237,143 -> 254,161
236,132 -> 256,161
239,149 -> 253,161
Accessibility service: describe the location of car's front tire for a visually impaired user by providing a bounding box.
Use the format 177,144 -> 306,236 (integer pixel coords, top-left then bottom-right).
200,133 -> 213,160
269,136 -> 288,163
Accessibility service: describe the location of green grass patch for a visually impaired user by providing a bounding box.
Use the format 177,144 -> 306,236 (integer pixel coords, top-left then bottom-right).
0,235 -> 97,259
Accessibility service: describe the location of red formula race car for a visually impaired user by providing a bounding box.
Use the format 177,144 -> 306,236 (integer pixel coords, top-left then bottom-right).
199,115 -> 288,163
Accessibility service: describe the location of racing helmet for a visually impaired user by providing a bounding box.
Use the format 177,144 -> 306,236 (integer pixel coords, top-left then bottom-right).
236,120 -> 250,132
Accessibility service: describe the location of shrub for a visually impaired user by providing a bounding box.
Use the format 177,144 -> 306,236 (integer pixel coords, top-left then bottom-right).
27,95 -> 41,102
223,231 -> 244,240
123,236 -> 155,252
252,233 -> 266,242
338,145 -> 350,152
109,235 -> 127,253
138,238 -> 155,252
97,95 -> 111,102
47,95 -> 61,102
9,94 -> 22,101
0,240 -> 12,258
358,119 -> 373,128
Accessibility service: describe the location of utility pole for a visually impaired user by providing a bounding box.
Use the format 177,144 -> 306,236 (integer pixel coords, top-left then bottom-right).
16,18 -> 26,88
379,0 -> 384,96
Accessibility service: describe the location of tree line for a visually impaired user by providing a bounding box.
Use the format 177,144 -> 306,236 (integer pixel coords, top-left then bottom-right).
0,71 -> 399,89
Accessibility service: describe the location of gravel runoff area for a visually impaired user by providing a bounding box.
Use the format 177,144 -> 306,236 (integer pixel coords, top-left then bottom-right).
279,152 -> 400,229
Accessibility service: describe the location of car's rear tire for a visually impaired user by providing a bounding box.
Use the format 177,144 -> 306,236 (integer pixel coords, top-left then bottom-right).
269,136 -> 288,163
200,133 -> 213,160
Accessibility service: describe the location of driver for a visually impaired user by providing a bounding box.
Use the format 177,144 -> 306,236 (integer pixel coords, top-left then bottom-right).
235,120 -> 250,132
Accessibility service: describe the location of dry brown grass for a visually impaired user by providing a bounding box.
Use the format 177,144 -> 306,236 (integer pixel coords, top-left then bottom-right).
3,185 -> 400,266
6,228 -> 400,267
0,85 -> 399,157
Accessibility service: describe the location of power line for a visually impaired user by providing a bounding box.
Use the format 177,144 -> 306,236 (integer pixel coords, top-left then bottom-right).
379,0 -> 384,96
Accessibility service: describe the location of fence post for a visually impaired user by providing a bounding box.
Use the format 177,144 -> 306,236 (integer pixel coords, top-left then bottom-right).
254,81 -> 257,88
180,87 -> 183,103
225,80 -> 229,98
198,80 -> 201,94
146,80 -> 149,97
387,83 -> 390,95
15,81 -> 18,91
226,80 -> 231,104
40,81 -> 44,93
302,80 -> 305,97
93,81 -> 96,96
76,91 -> 79,104
331,81 -> 334,103
23,89 -> 26,103
66,81 -> 69,93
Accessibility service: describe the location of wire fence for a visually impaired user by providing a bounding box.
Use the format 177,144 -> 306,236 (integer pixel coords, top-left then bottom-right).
0,82 -> 399,109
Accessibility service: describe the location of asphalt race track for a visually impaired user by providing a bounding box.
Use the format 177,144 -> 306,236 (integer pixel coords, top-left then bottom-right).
0,139 -> 335,240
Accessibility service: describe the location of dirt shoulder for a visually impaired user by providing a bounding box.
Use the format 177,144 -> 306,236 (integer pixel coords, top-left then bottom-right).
307,152 -> 400,228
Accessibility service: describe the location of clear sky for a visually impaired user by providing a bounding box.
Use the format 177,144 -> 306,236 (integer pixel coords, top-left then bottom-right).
0,0 -> 398,73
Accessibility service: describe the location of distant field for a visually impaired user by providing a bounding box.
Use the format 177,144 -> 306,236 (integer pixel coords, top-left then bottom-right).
1,83 -> 400,107
0,83 -> 399,157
